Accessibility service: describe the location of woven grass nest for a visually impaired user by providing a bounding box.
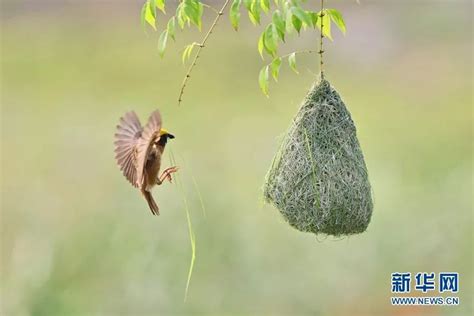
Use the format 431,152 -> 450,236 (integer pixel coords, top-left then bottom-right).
264,77 -> 373,236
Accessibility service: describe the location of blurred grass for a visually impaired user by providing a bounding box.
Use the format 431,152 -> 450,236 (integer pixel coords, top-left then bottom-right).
1,1 -> 472,315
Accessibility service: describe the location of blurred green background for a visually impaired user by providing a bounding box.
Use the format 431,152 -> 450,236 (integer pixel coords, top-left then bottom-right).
1,0 -> 472,315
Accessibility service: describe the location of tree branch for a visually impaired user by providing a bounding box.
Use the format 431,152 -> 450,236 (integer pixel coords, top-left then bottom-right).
178,0 -> 232,105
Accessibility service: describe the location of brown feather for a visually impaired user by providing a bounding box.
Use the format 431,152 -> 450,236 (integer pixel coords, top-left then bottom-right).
114,111 -> 142,187
136,110 -> 163,188
142,189 -> 159,215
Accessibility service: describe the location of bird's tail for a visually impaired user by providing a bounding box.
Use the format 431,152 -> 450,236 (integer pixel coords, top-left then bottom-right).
141,189 -> 159,215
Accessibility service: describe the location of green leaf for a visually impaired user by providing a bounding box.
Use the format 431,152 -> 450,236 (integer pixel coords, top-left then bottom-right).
183,0 -> 196,20
149,0 -> 157,18
144,1 -> 157,30
270,57 -> 281,81
140,2 -> 147,30
263,24 -> 278,56
182,43 -> 196,64
285,8 -> 294,33
308,11 -> 319,28
291,14 -> 302,33
291,6 -> 311,27
321,10 -> 332,40
167,17 -> 176,40
176,3 -> 186,29
243,0 -> 252,10
259,66 -> 269,96
272,10 -> 286,41
260,0 -> 270,13
258,33 -> 265,58
327,8 -> 346,34
197,1 -> 204,29
288,52 -> 298,73
230,0 -> 242,31
183,0 -> 203,30
249,0 -> 261,25
156,0 -> 166,13
158,30 -> 168,57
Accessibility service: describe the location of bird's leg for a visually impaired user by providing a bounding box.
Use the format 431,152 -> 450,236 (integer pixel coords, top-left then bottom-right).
156,166 -> 179,185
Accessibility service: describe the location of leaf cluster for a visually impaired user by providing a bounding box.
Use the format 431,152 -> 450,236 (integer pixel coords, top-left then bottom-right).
244,2 -> 346,95
140,0 -> 348,97
141,0 -> 204,58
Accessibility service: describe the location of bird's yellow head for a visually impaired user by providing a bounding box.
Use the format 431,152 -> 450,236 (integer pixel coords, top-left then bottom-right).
159,128 -> 175,139
156,128 -> 175,147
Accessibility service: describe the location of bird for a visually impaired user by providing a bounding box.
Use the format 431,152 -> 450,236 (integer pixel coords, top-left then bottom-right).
114,109 -> 178,215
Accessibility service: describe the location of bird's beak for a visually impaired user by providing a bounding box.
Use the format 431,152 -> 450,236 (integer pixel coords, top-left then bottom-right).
159,128 -> 175,139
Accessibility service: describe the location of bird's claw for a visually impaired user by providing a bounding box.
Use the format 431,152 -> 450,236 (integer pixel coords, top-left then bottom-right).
159,166 -> 179,183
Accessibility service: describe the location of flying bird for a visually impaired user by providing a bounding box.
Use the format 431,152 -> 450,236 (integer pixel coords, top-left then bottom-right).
114,109 -> 178,215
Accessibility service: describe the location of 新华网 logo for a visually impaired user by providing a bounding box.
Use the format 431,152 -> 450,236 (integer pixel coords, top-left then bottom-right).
390,272 -> 459,306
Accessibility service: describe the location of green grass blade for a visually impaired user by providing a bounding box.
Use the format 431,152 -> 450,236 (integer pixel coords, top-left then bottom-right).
168,149 -> 196,302
191,174 -> 206,218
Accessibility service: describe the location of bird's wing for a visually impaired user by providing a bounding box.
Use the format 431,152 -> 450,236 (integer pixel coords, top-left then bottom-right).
114,111 -> 143,187
136,110 -> 163,187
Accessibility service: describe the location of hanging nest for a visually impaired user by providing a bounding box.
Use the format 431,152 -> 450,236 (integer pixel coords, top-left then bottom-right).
263,77 -> 373,236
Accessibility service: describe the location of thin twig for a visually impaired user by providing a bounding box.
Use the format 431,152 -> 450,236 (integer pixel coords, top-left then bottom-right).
202,3 -> 219,14
283,50 -> 318,60
178,0 -> 232,105
262,50 -> 318,68
319,0 -> 325,77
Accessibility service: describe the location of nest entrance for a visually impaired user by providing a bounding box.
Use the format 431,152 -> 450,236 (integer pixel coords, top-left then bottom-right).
264,78 -> 373,236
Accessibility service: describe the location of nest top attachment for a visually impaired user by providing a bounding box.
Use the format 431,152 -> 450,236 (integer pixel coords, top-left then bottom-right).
264,77 -> 373,236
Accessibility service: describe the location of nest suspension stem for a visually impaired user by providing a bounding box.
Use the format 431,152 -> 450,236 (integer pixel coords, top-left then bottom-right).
319,0 -> 325,78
